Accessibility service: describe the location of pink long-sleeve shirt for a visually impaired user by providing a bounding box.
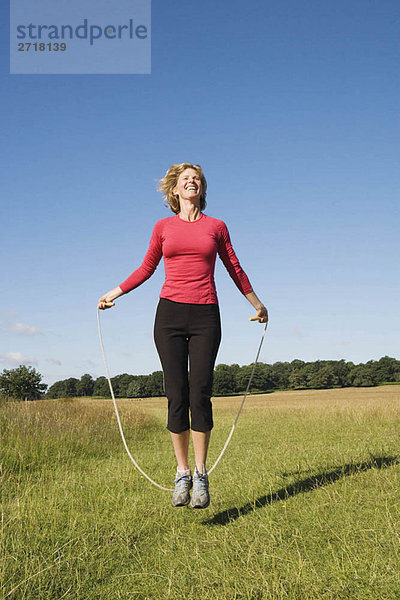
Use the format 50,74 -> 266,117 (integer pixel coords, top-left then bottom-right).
119,213 -> 253,304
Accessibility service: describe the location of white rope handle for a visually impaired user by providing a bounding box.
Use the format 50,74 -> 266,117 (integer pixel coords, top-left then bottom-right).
97,305 -> 268,491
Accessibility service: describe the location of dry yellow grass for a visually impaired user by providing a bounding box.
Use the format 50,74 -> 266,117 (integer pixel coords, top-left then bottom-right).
117,384 -> 400,416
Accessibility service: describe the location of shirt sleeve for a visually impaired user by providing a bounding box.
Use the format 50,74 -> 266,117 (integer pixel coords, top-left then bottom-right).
119,221 -> 163,294
217,221 -> 253,295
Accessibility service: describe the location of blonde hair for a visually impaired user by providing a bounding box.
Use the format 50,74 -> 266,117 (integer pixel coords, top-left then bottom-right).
157,163 -> 207,214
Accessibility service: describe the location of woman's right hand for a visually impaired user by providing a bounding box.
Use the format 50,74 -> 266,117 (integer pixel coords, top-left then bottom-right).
97,286 -> 124,310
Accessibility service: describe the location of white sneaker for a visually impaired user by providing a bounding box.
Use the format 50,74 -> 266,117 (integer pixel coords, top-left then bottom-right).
171,470 -> 192,507
190,467 -> 210,509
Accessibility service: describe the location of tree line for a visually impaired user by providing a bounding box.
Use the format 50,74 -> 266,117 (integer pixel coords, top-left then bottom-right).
213,355 -> 400,394
1,356 -> 399,401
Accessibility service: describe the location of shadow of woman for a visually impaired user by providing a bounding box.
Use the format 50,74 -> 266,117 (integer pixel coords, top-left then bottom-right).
203,455 -> 400,527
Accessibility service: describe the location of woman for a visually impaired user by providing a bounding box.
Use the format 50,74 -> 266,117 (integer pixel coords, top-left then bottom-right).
98,163 -> 268,509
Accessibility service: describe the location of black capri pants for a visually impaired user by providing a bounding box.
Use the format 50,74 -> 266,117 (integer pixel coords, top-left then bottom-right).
153,298 -> 222,433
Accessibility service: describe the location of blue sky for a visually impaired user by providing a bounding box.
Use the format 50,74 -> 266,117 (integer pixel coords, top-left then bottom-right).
1,0 -> 399,387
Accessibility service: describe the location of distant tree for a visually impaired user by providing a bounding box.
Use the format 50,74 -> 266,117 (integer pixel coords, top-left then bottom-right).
234,365 -> 250,392
229,363 -> 240,376
308,365 -> 339,389
0,365 -> 47,400
63,378 -> 79,396
291,359 -> 306,370
92,372 -> 163,399
233,363 -> 273,392
111,373 -> 135,397
288,367 -> 308,389
146,371 -> 165,397
46,377 -> 79,398
346,365 -> 377,387
329,359 -> 351,387
213,364 -> 237,395
93,376 -> 111,397
46,380 -> 67,398
127,377 -> 147,398
373,356 -> 400,384
76,374 -> 95,397
270,361 -> 291,389
254,363 -> 275,390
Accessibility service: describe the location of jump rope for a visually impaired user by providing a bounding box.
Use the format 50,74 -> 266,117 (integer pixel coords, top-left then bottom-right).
97,303 -> 268,492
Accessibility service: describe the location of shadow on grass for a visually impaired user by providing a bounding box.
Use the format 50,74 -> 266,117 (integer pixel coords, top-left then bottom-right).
203,455 -> 400,527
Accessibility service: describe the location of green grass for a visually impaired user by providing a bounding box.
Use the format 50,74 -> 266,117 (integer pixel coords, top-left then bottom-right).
1,387 -> 400,599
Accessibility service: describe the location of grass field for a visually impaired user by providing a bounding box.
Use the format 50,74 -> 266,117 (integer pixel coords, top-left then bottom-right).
1,386 -> 400,599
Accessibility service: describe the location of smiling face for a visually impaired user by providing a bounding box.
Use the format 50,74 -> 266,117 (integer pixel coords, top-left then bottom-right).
157,162 -> 207,214
173,168 -> 202,204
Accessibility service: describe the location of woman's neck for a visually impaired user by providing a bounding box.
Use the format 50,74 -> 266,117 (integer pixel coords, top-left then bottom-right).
178,200 -> 201,222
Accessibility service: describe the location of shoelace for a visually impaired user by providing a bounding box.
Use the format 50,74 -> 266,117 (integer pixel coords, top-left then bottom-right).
193,473 -> 208,492
174,474 -> 192,489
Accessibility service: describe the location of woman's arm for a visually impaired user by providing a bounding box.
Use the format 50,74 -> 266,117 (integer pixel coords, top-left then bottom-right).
118,221 -> 163,294
97,221 -> 163,310
245,290 -> 268,323
217,221 -> 253,295
217,221 -> 268,323
98,286 -> 124,310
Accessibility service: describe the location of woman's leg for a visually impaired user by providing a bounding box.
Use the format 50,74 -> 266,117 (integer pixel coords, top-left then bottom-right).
154,300 -> 191,436
188,304 -> 222,473
154,299 -> 192,474
191,430 -> 211,473
169,430 -> 190,471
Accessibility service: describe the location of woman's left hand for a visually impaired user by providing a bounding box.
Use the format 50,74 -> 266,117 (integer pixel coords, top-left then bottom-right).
250,305 -> 268,323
